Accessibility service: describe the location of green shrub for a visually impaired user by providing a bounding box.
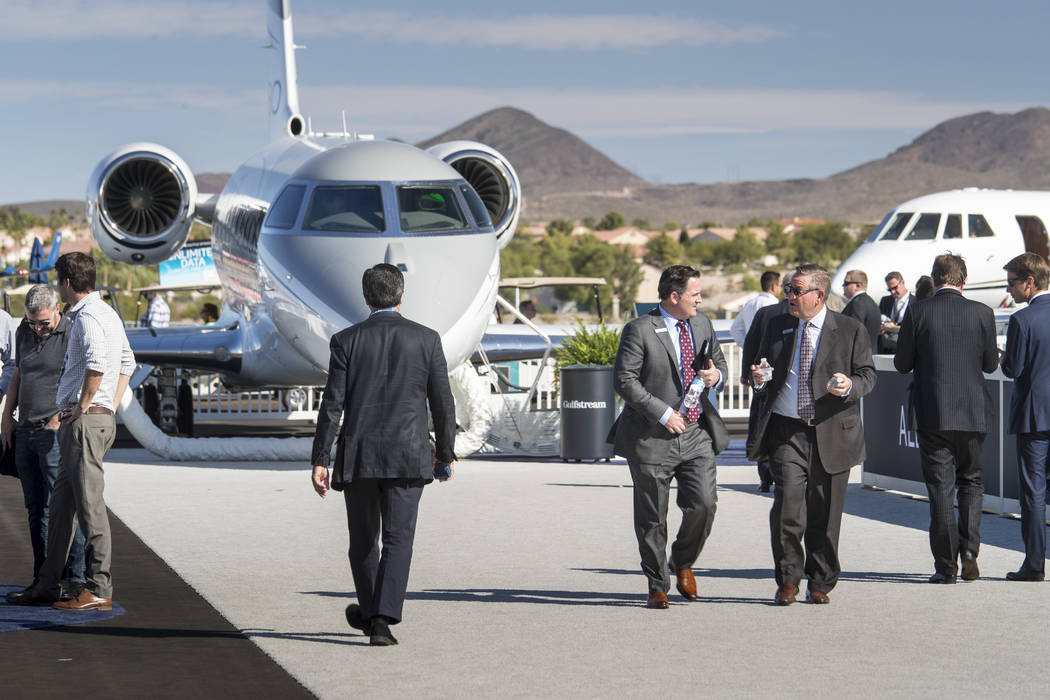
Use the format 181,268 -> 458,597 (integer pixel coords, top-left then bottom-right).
556,321 -> 622,368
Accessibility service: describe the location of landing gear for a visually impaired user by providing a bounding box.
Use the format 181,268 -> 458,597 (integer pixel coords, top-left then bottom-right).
139,369 -> 194,436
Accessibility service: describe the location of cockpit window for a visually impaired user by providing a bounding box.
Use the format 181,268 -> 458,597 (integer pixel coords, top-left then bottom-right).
265,184 -> 306,229
460,185 -> 493,229
397,186 -> 469,233
879,212 -> 913,241
968,214 -> 995,238
866,211 -> 893,242
304,186 -> 385,233
904,213 -> 940,240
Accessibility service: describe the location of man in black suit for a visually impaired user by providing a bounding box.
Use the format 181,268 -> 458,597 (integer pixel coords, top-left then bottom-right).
610,265 -> 729,609
1000,253 -> 1050,581
311,263 -> 457,646
840,269 -> 881,352
878,271 -> 915,354
749,264 -> 876,605
894,254 -> 998,584
741,272 -> 792,492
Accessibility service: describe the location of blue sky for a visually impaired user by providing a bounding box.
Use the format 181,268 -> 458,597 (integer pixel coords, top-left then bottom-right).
1,0 -> 1045,204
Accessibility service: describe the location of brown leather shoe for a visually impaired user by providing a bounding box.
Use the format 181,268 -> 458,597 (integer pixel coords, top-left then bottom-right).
6,588 -> 54,606
671,566 -> 698,601
646,591 -> 669,609
52,589 -> 112,611
774,583 -> 798,606
806,588 -> 830,604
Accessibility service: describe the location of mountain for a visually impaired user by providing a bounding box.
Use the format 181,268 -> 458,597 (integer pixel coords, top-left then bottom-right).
417,107 -> 646,198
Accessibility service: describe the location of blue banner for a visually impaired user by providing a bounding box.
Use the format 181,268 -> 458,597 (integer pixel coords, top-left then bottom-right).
158,241 -> 219,287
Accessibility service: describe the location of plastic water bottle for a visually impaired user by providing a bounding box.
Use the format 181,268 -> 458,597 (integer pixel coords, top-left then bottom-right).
759,357 -> 773,383
682,377 -> 704,414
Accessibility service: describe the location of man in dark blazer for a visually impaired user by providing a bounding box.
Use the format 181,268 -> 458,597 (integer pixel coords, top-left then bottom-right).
311,263 -> 457,646
741,273 -> 792,491
840,269 -> 881,352
749,263 -> 876,605
894,253 -> 998,584
610,265 -> 729,609
1000,253 -> 1050,581
878,271 -> 915,354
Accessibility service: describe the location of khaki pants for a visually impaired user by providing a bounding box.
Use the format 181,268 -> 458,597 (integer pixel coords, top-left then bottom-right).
38,413 -> 117,599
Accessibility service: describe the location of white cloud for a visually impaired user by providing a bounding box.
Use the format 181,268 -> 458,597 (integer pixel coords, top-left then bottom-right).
3,1 -> 781,50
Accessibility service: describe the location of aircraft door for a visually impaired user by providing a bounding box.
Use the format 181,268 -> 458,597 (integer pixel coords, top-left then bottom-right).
1015,215 -> 1050,260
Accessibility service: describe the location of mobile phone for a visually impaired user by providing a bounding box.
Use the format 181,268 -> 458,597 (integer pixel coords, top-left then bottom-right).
433,462 -> 451,479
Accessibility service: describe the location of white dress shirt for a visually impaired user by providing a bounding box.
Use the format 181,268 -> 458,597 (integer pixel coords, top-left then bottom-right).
771,306 -> 828,420
656,305 -> 723,425
730,291 -> 779,347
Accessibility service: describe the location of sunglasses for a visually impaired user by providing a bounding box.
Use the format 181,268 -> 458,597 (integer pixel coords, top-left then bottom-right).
24,318 -> 53,328
785,286 -> 819,297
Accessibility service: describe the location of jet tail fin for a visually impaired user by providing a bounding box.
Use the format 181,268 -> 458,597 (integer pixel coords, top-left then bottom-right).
42,231 -> 62,271
266,0 -> 305,142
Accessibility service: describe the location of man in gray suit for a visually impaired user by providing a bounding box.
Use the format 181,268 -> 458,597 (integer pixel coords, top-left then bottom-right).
749,264 -> 876,605
894,253 -> 998,583
611,265 -> 729,609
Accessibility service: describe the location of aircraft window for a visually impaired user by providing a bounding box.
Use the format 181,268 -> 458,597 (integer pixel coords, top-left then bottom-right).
397,186 -> 469,233
944,214 -> 962,239
968,214 -> 995,238
904,213 -> 940,240
460,185 -> 493,229
866,211 -> 894,242
304,186 -> 385,233
265,184 -> 306,229
879,212 -> 913,241
1016,215 -> 1050,259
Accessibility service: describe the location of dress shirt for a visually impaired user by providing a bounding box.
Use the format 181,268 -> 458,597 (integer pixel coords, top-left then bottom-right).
56,292 -> 136,411
141,295 -> 170,328
0,309 -> 16,394
730,291 -> 779,347
891,295 -> 909,323
771,306 -> 828,420
656,304 -> 723,425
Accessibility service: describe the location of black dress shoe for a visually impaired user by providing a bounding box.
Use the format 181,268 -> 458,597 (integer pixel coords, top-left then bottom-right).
928,572 -> 957,584
1006,568 -> 1046,582
345,604 -> 372,634
960,551 -> 980,581
370,617 -> 398,646
6,588 -> 55,606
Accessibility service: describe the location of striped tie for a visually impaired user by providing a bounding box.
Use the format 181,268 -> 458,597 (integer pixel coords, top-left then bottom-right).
677,320 -> 701,423
797,321 -> 815,423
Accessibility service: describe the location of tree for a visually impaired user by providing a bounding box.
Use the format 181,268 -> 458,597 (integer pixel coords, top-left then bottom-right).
661,220 -> 679,233
545,218 -> 572,237
581,216 -> 597,229
678,228 -> 690,244
643,233 -> 682,268
791,222 -> 860,269
747,216 -> 765,227
763,219 -> 793,262
631,217 -> 651,230
499,236 -> 541,279
697,220 -> 719,230
595,211 -> 625,231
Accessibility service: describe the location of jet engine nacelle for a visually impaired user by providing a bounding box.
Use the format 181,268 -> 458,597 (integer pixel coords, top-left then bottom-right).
86,142 -> 196,265
426,141 -> 521,248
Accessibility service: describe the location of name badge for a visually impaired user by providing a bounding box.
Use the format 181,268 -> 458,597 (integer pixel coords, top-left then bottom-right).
782,327 -> 794,335
654,328 -> 668,334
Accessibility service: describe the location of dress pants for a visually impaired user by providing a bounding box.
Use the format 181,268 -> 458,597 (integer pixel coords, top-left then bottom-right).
38,414 -> 116,599
628,422 -> 717,594
344,477 -> 425,624
1017,430 -> 1050,574
917,429 -> 985,576
767,415 -> 849,592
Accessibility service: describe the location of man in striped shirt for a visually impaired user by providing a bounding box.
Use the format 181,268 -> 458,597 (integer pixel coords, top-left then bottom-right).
8,253 -> 135,611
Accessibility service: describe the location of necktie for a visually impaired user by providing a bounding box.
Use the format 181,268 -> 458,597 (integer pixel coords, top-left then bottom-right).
677,320 -> 701,423
797,321 -> 815,423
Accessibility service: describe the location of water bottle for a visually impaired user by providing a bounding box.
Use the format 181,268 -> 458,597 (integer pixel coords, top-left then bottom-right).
682,377 -> 704,414
759,357 -> 773,383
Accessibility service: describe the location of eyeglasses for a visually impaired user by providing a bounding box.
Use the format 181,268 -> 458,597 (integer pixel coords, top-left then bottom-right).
24,318 -> 52,328
842,280 -> 859,287
785,286 -> 819,298
886,283 -> 900,293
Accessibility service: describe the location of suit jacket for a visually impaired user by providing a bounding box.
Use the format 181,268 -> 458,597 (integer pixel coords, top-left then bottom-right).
748,310 -> 876,473
740,299 -> 790,383
877,293 -> 915,354
311,311 -> 457,490
1000,293 -> 1050,434
842,292 -> 881,353
893,289 -> 998,433
609,308 -> 729,461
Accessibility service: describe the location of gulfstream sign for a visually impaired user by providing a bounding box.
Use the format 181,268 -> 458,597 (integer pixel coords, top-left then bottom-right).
562,400 -> 608,410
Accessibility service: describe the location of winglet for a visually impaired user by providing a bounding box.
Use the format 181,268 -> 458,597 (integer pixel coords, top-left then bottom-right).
266,0 -> 305,142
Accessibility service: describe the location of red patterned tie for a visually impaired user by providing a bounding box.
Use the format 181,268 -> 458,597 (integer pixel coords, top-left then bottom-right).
677,320 -> 701,423
798,321 -> 815,423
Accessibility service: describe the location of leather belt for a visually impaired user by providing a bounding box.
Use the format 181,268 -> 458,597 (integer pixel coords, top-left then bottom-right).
773,412 -> 816,428
84,406 -> 114,416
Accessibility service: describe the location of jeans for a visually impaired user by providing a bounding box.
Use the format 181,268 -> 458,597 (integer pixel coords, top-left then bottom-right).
14,425 -> 86,583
